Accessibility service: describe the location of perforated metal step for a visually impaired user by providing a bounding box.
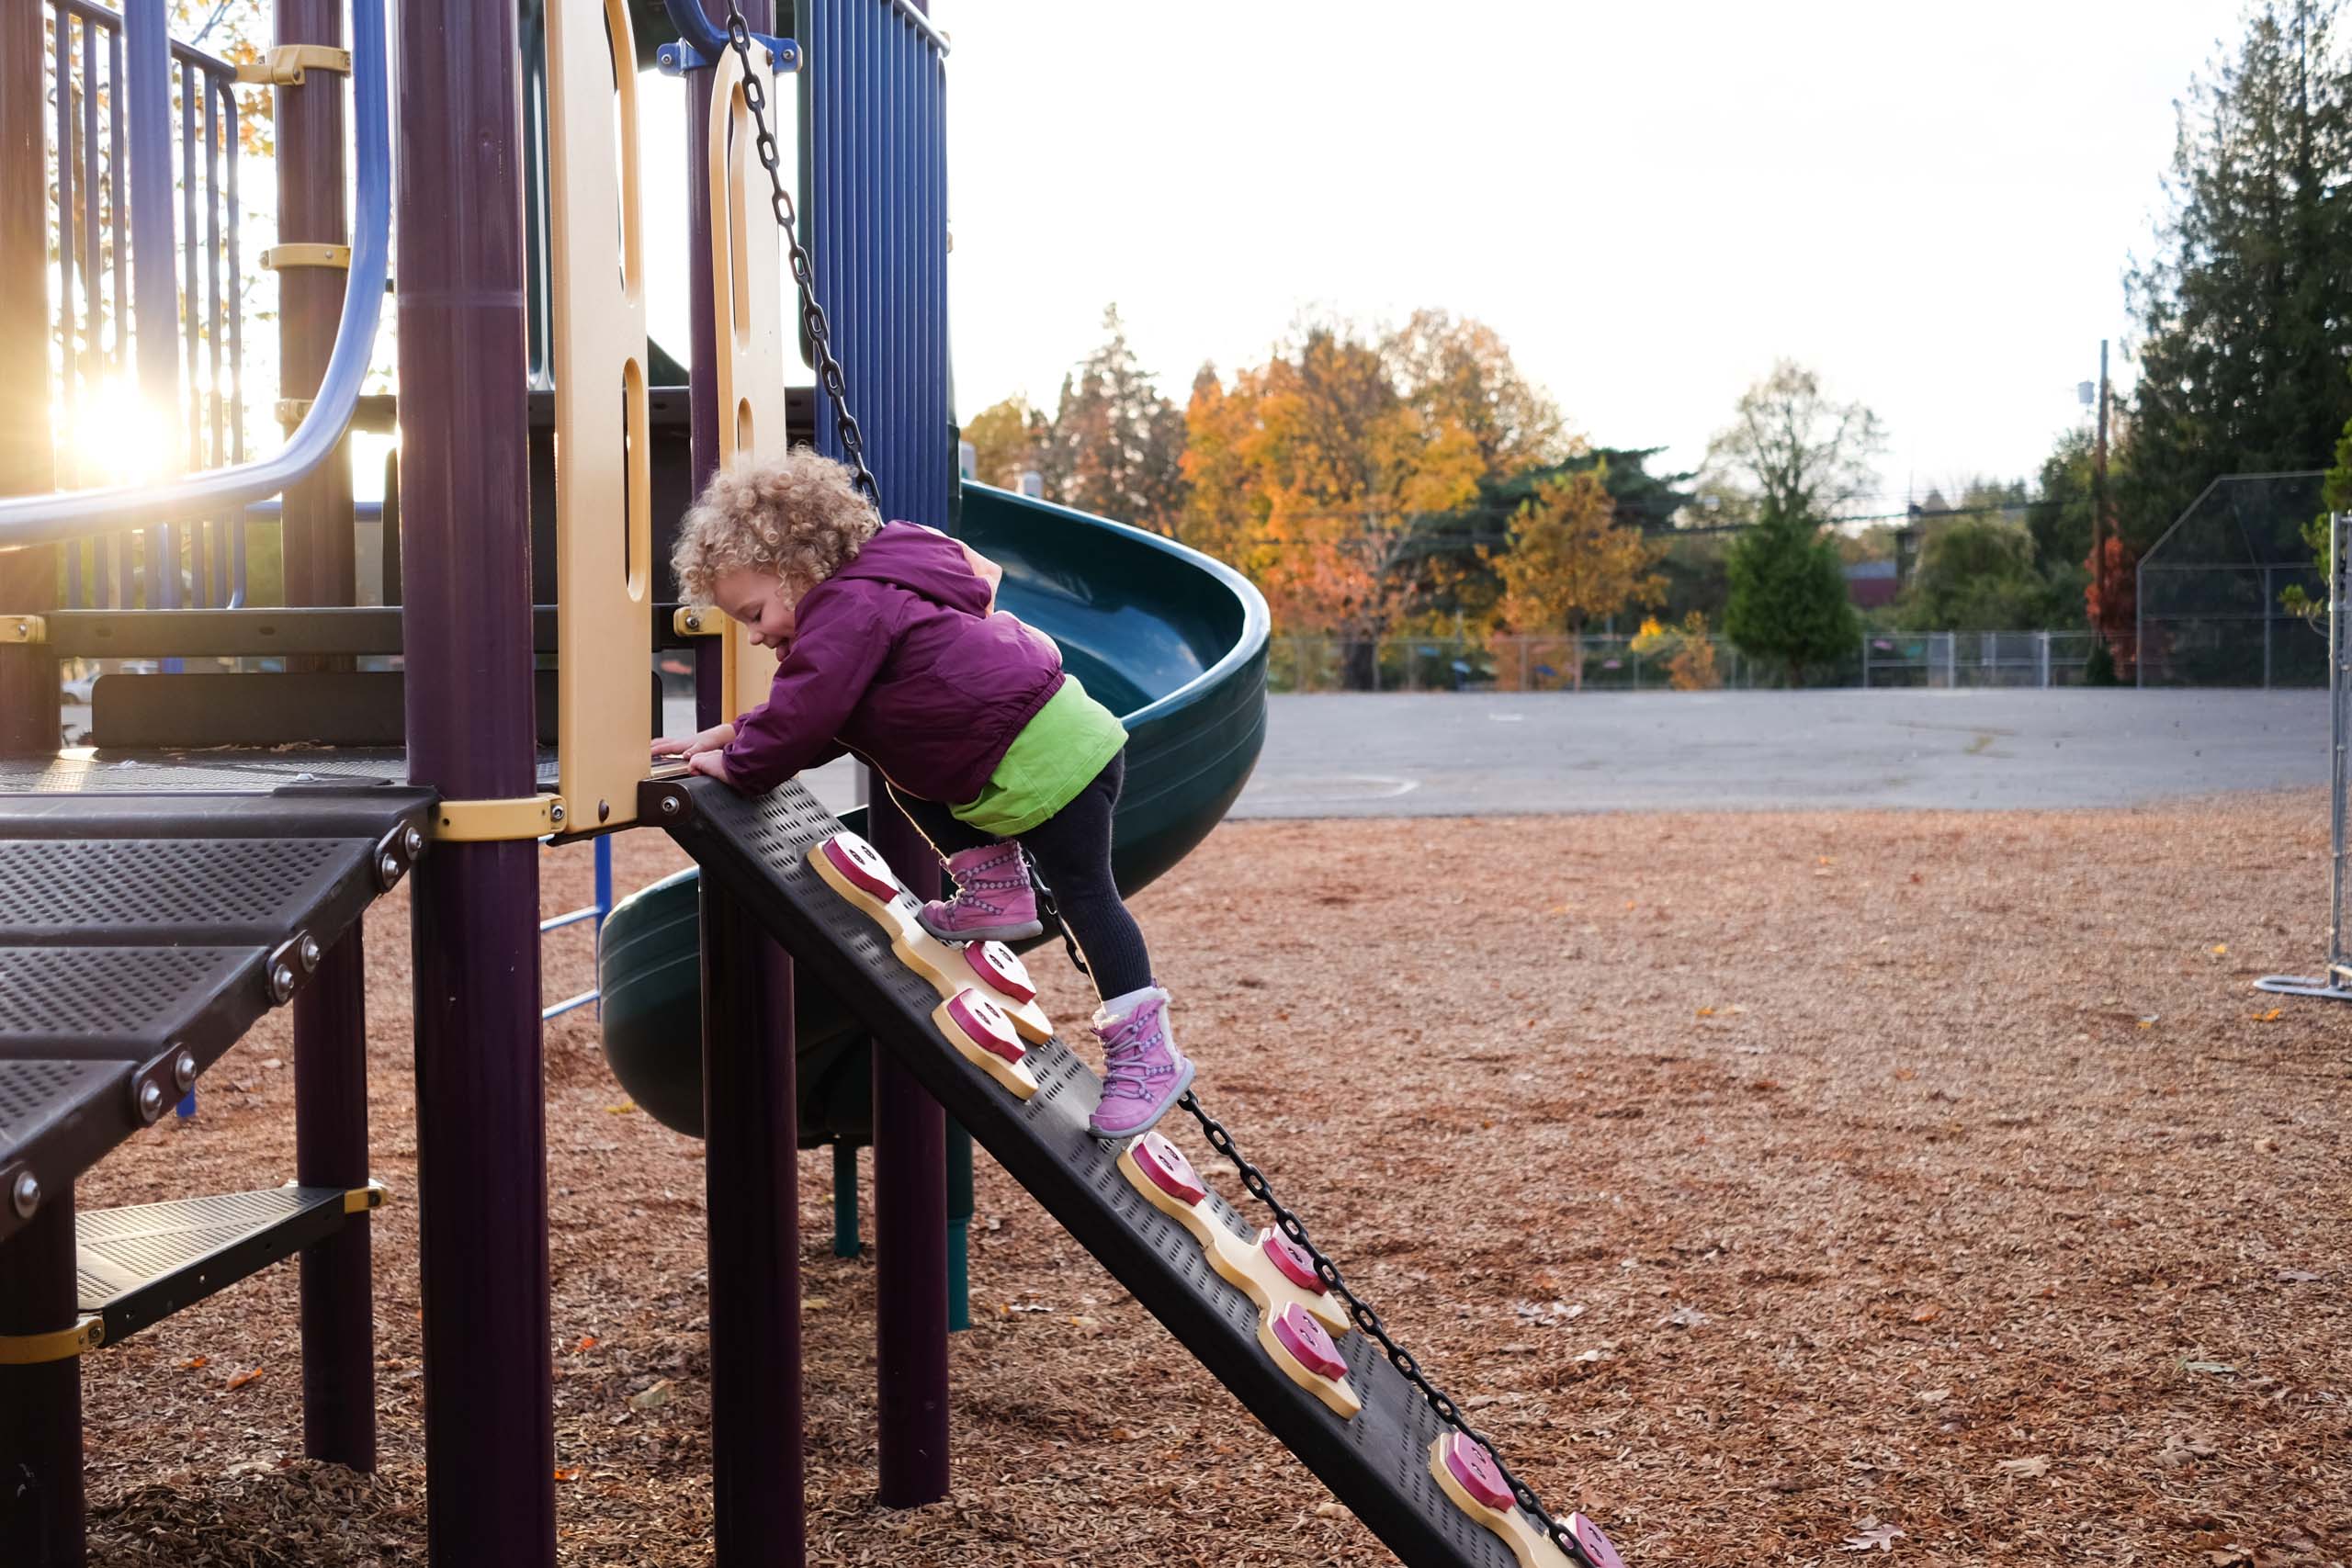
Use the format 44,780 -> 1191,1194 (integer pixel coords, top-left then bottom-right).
0,778 -> 434,1248
650,775 -> 1535,1568
76,1185 -> 370,1347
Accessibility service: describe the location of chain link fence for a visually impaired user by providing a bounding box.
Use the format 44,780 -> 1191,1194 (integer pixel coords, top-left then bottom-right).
2137,472 -> 2329,688
1267,632 -> 2103,693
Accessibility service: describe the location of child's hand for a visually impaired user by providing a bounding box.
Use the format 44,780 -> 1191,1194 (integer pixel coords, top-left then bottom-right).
685,749 -> 736,786
652,722 -> 735,761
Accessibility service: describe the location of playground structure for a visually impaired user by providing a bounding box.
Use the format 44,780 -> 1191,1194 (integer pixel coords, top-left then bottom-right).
0,5 -> 1623,1568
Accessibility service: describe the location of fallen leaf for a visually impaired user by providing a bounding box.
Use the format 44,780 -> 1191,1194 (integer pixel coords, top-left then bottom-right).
1696,1006 -> 1716,1018
1910,1304 -> 1941,1324
572,1336 -> 598,1352
180,1356 -> 209,1371
1842,1519 -> 1904,1552
605,1102 -> 637,1114
802,1296 -> 830,1310
2251,1009 -> 2283,1022
2211,943 -> 2229,956
1314,1501 -> 1343,1517
628,1380 -> 674,1411
1109,1427 -> 1137,1442
1997,1456 -> 2051,1479
223,1366 -> 265,1392
554,1468 -> 582,1483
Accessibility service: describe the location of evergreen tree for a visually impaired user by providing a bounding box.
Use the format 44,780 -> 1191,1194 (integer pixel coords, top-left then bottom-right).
2124,1 -> 2352,545
1039,305 -> 1189,534
1724,506 -> 1860,685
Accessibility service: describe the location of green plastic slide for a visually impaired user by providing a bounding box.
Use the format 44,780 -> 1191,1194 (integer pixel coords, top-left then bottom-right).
597,483 -> 1270,1141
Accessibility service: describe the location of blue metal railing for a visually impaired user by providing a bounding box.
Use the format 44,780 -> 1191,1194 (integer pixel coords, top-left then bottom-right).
48,1 -> 251,609
1,0 -> 388,547
541,837 -> 616,1021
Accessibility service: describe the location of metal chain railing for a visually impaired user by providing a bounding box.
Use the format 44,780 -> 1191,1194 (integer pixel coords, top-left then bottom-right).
1024,857 -> 1604,1562
1174,1091 -> 1604,1568
720,10 -> 878,506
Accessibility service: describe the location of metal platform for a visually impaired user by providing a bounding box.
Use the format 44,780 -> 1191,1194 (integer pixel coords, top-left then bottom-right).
77,1184 -> 377,1347
650,775 -> 1530,1568
0,779 -> 433,1248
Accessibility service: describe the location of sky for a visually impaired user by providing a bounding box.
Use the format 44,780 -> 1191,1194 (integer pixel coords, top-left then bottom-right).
726,0 -> 2238,517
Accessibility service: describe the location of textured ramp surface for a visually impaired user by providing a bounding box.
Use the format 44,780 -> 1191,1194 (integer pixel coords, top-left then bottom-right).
0,782 -> 434,1247
77,1186 -> 356,1345
655,775 -> 1515,1568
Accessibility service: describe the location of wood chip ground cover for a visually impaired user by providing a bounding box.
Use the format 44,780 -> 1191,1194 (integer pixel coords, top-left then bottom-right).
73,793 -> 2352,1566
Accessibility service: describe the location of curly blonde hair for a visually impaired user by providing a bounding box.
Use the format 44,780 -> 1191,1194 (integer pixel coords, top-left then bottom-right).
672,447 -> 882,604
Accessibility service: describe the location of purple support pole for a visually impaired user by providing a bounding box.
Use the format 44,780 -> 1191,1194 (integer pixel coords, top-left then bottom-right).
0,1190 -> 83,1565
699,885 -> 804,1566
395,2 -> 553,1565
869,786 -> 950,1506
0,0 -> 54,755
275,0 -> 356,644
295,928 -> 376,1470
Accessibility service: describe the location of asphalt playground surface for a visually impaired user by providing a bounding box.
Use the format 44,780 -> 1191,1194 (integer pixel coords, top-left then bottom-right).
1225,688 -> 2330,816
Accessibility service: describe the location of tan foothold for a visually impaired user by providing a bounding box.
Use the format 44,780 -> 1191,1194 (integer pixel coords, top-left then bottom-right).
1258,1302 -> 1360,1418
929,990 -> 1039,1100
1428,1432 -> 1611,1568
808,833 -> 1060,1043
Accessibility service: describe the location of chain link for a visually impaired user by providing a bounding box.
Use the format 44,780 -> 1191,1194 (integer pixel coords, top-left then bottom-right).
722,11 -> 879,507
1174,1092 -> 1603,1568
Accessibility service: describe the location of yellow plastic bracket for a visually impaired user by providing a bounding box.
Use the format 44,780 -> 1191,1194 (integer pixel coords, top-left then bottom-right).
2,615 -> 45,645
547,0 -> 653,835
0,1315 -> 104,1365
263,243 -> 351,271
235,44 -> 351,85
274,398 -> 311,427
345,1179 -> 390,1214
673,606 -> 721,637
708,43 -> 787,723
432,795 -> 567,842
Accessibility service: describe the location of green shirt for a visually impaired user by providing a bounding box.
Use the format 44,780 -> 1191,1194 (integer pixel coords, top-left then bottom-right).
952,674 -> 1127,837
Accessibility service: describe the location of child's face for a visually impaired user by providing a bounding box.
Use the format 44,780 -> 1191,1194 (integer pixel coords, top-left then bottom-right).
714,569 -> 798,649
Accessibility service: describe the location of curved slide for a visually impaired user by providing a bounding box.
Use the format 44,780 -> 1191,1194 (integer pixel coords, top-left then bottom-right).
598,483 -> 1271,1138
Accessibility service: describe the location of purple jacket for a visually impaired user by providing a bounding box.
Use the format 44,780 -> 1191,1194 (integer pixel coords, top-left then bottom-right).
719,522 -> 1066,800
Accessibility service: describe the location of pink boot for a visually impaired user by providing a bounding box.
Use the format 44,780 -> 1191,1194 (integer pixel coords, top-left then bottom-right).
917,843 -> 1044,944
1088,987 -> 1195,1139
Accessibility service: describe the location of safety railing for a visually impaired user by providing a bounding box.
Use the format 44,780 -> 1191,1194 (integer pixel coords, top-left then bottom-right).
47,0 -> 252,607
0,0 -> 387,547
540,838 -> 616,1021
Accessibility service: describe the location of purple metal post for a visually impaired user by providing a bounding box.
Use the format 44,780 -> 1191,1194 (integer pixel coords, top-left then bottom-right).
699,884 -> 804,1566
0,1190 -> 83,1564
0,0 -> 54,755
869,786 -> 951,1506
395,1 -> 553,1564
275,0 -> 356,638
295,928 -> 376,1470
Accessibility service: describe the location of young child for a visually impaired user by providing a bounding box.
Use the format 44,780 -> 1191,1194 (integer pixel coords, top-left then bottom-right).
653,448 -> 1193,1139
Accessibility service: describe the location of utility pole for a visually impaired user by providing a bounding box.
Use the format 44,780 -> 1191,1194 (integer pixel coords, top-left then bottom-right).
2092,339 -> 2111,660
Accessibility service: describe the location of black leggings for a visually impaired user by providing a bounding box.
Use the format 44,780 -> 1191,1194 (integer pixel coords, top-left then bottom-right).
886,751 -> 1154,1002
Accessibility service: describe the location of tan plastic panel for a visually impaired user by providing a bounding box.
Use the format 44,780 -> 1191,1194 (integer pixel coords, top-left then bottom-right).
707,47 -> 787,722
546,0 -> 653,829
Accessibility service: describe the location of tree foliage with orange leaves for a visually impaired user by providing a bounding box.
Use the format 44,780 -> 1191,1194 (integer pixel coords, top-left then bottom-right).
1181,312 -> 1568,663
1496,466 -> 1667,688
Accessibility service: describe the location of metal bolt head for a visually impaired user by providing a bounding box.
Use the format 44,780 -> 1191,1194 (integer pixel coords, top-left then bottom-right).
173,1049 -> 197,1090
10,1170 -> 39,1219
299,934 -> 322,972
403,824 -> 424,857
598,798 -> 611,823
139,1079 -> 165,1123
660,795 -> 681,817
379,852 -> 402,886
271,963 -> 298,1003
548,801 -> 567,824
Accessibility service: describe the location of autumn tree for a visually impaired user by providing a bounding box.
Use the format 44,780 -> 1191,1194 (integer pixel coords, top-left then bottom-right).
963,396 -> 1048,490
1181,313 -> 1571,683
1701,360 -> 1886,526
1496,467 -> 1667,690
1038,305 -> 1188,533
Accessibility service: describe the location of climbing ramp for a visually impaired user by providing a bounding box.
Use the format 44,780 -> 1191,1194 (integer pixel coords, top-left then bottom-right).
647,772 -> 1622,1568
